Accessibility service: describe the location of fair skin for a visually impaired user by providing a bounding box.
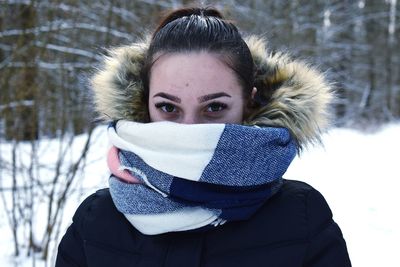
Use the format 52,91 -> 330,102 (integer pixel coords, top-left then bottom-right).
148,52 -> 256,124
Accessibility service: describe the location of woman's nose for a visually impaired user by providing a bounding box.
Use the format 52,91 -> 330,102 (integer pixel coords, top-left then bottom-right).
181,114 -> 201,124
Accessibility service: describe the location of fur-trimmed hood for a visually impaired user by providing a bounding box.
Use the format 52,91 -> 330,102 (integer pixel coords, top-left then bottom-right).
90,36 -> 333,152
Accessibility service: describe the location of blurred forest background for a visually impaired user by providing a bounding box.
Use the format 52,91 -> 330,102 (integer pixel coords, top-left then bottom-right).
0,0 -> 399,265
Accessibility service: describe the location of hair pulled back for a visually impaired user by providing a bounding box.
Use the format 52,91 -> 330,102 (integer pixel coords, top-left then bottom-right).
142,7 -> 254,101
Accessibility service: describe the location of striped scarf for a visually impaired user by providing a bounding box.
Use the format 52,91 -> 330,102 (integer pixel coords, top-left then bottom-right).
107,120 -> 296,235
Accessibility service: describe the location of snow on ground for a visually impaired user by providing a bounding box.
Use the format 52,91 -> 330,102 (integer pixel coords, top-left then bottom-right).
0,126 -> 109,267
285,123 -> 400,267
1,123 -> 399,266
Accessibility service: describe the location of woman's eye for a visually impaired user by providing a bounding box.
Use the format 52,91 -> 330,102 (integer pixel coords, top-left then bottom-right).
155,103 -> 177,113
206,102 -> 227,112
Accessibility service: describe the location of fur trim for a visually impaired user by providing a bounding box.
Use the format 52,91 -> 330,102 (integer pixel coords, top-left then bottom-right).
90,36 -> 334,151
244,36 -> 334,151
90,40 -> 149,122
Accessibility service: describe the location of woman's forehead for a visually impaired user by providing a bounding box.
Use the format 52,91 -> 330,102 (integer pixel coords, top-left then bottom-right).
149,52 -> 242,97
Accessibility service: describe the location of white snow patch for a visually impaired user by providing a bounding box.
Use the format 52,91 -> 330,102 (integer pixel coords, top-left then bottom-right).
285,123 -> 400,267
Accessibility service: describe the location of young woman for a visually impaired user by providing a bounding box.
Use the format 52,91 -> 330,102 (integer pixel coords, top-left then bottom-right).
56,7 -> 351,267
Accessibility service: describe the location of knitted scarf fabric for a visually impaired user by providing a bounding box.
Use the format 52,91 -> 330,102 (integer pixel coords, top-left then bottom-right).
107,120 -> 297,235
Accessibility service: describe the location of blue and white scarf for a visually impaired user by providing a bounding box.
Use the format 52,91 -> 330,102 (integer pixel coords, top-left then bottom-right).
108,120 -> 296,235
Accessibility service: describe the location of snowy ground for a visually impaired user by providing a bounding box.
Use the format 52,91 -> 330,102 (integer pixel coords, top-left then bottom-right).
285,123 -> 400,267
1,123 -> 399,266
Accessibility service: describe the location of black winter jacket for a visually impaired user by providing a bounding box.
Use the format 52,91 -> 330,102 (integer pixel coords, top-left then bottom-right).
56,180 -> 351,267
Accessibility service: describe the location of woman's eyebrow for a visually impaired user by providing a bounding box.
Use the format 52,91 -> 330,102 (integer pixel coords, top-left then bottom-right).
198,92 -> 231,103
153,92 -> 181,103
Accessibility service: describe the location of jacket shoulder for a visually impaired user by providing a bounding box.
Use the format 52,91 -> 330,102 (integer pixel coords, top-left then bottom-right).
279,180 -> 351,266
72,188 -> 133,238
277,179 -> 334,237
56,189 -> 139,267
72,188 -> 114,225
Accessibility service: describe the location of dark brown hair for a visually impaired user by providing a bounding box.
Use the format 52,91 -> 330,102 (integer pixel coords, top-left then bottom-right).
141,7 -> 254,101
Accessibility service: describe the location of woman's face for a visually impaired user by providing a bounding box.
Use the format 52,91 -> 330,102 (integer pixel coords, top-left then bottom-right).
148,52 -> 247,124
